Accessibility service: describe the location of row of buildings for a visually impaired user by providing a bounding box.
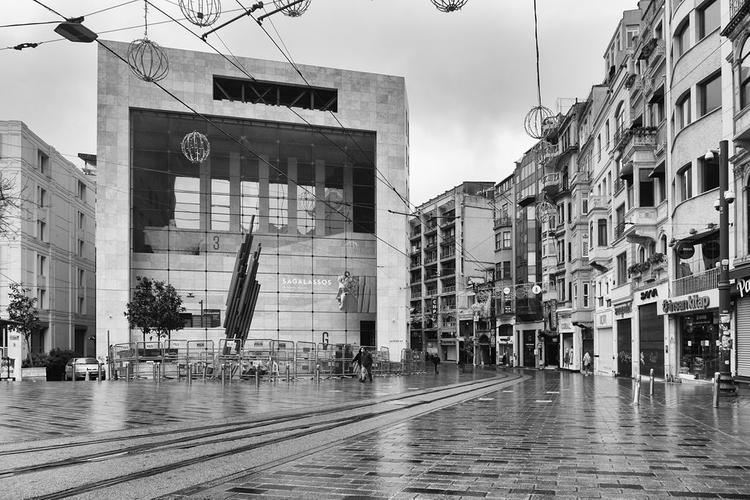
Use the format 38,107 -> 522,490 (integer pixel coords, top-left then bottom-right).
407,0 -> 750,382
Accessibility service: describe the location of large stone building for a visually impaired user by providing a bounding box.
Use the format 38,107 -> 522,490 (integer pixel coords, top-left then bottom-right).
0,121 -> 96,356
96,42 -> 409,357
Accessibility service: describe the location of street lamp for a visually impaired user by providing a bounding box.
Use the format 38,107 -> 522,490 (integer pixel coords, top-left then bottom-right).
705,141 -> 737,395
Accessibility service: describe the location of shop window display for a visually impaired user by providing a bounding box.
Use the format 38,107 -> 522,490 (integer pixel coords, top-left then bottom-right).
679,313 -> 719,379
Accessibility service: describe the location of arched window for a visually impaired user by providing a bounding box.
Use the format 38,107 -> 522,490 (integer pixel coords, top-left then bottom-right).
740,37 -> 750,109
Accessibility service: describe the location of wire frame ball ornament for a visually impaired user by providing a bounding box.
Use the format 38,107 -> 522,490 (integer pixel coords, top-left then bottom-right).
524,105 -> 554,139
535,200 -> 556,223
181,131 -> 211,164
178,0 -> 221,27
430,0 -> 468,12
127,38 -> 169,82
272,0 -> 312,17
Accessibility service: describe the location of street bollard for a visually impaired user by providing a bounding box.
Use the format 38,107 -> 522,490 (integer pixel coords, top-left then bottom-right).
97,365 -> 102,383
202,363 -> 207,381
713,371 -> 720,408
286,363 -> 290,383
85,369 -> 90,382
633,375 -> 641,405
255,367 -> 260,387
220,363 -> 226,386
315,364 -> 320,383
187,363 -> 192,385
649,368 -> 654,396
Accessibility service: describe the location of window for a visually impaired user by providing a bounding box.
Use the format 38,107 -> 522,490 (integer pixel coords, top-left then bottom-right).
698,0 -> 720,40
567,241 -> 572,262
502,261 -> 511,280
582,235 -> 589,257
37,254 -> 47,278
700,155 -> 719,192
741,38 -> 750,109
626,27 -> 639,48
582,197 -> 588,215
37,220 -> 47,242
698,73 -> 721,116
616,252 -> 628,284
605,121 -> 610,149
573,283 -> 578,305
495,232 -> 503,250
639,169 -> 655,207
597,219 -> 608,247
568,282 -> 573,303
297,163 -> 316,235
502,231 -> 511,248
78,211 -> 85,230
583,283 -> 590,308
567,202 -> 572,223
596,135 -> 602,161
211,161 -> 230,231
37,187 -> 47,208
37,288 -> 47,310
78,239 -> 84,257
677,164 -> 692,202
559,277 -> 566,301
674,19 -> 690,58
38,151 -> 49,175
676,92 -> 691,131
241,159 -> 260,233
77,180 -> 86,202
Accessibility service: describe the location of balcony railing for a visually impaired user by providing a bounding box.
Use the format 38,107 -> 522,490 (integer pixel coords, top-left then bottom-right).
589,195 -> 608,211
614,221 -> 626,240
440,249 -> 456,259
730,0 -> 749,20
541,172 -> 560,192
411,291 -> 422,299
672,268 -> 719,297
494,215 -> 512,228
442,285 -> 456,294
614,178 -> 625,194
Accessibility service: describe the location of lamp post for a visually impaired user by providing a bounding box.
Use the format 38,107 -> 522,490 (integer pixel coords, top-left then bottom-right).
706,140 -> 737,395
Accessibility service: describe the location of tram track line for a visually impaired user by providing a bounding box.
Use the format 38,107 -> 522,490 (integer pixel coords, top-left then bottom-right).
0,374 -> 508,458
12,375 -> 525,500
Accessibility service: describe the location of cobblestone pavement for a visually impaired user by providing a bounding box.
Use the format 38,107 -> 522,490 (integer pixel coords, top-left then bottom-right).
176,369 -> 750,500
0,366 -> 497,444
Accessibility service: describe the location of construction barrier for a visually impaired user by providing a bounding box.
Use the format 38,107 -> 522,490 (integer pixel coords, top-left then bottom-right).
108,338 -> 427,383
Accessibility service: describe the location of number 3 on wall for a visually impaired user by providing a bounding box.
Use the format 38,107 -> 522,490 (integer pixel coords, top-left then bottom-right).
212,235 -> 220,250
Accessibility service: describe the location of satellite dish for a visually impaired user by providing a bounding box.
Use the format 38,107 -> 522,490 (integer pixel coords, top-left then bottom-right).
532,285 -> 542,295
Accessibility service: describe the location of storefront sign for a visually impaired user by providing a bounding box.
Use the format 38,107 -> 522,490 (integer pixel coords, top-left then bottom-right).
280,276 -> 335,289
640,288 -> 659,300
558,319 -> 574,333
737,277 -> 750,298
661,294 -> 711,314
596,311 -> 613,328
614,301 -> 632,316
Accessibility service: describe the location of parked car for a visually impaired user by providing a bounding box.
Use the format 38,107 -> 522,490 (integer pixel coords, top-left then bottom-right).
64,357 -> 104,381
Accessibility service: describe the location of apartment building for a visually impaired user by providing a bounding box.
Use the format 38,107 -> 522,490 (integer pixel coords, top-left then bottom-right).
408,182 -> 495,363
0,121 -> 96,356
493,175 -> 515,364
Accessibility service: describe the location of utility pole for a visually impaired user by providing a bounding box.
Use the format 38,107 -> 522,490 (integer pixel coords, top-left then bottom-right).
716,140 -> 736,395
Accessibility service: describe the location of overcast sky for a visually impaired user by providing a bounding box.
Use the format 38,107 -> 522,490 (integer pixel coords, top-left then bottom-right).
3,0 -> 636,206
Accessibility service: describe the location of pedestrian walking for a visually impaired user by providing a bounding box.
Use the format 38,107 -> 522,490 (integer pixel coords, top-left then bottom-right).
583,351 -> 592,376
501,352 -> 508,367
563,348 -> 570,369
353,347 -> 373,382
431,353 -> 440,374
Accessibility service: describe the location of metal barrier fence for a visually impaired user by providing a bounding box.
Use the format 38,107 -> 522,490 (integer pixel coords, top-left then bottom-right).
107,339 -> 426,383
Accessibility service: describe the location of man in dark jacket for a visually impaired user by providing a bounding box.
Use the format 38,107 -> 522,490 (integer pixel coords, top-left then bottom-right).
353,347 -> 374,382
431,353 -> 440,374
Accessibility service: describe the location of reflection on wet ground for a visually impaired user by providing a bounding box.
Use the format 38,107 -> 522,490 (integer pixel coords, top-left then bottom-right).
189,370 -> 750,499
0,366 -> 499,443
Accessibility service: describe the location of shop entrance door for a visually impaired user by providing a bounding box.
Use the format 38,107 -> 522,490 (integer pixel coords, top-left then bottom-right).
617,319 -> 632,378
639,303 -> 664,378
522,330 -> 536,368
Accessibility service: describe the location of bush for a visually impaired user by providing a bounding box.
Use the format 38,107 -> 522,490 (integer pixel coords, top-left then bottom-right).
22,351 -> 48,368
45,348 -> 75,381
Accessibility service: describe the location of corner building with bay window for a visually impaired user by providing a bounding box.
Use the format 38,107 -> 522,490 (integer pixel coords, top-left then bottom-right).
96,42 -> 409,357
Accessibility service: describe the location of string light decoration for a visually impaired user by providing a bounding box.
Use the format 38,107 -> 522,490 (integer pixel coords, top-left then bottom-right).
127,1 -> 169,82
430,0 -> 468,12
272,0 -> 312,17
179,0 -> 222,27
181,131 -> 211,164
523,0 -> 553,139
535,200 -> 556,223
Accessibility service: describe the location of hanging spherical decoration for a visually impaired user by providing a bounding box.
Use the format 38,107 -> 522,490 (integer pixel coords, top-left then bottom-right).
127,38 -> 169,82
181,131 -> 211,164
524,105 -> 554,139
535,200 -> 556,223
179,0 -> 222,27
272,0 -> 312,17
430,0 -> 468,12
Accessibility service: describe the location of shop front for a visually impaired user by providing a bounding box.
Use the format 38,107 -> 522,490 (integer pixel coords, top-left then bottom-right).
595,309 -> 616,375
661,289 -> 718,381
633,284 -> 668,378
611,300 -> 632,377
559,316 -> 574,369
730,266 -> 750,381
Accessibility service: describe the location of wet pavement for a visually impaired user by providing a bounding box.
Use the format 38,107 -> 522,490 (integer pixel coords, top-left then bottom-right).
4,367 -> 750,499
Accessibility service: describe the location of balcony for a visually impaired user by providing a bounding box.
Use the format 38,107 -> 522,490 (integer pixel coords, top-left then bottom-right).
588,246 -> 612,271
613,178 -> 625,194
494,215 -> 512,228
410,227 -> 421,238
424,272 -> 439,282
440,214 -> 456,227
441,268 -> 456,278
727,1 -> 750,35
654,122 -> 667,158
541,172 -> 560,193
411,290 -> 422,299
440,249 -> 456,260
673,268 -> 719,297
539,141 -> 559,165
424,253 -> 437,264
542,254 -> 558,269
622,206 -> 659,244
424,220 -> 438,233
410,258 -> 421,269
410,246 -> 421,255
542,116 -> 561,142
615,126 -> 657,164
426,288 -> 438,297
588,195 -> 608,212
441,285 -> 456,294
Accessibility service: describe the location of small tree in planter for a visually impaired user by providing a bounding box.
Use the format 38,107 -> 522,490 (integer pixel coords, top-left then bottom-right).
124,276 -> 186,343
6,282 -> 40,365
46,348 -> 75,381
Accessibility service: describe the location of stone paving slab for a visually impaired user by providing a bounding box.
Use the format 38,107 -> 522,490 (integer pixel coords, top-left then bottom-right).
176,370 -> 750,499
